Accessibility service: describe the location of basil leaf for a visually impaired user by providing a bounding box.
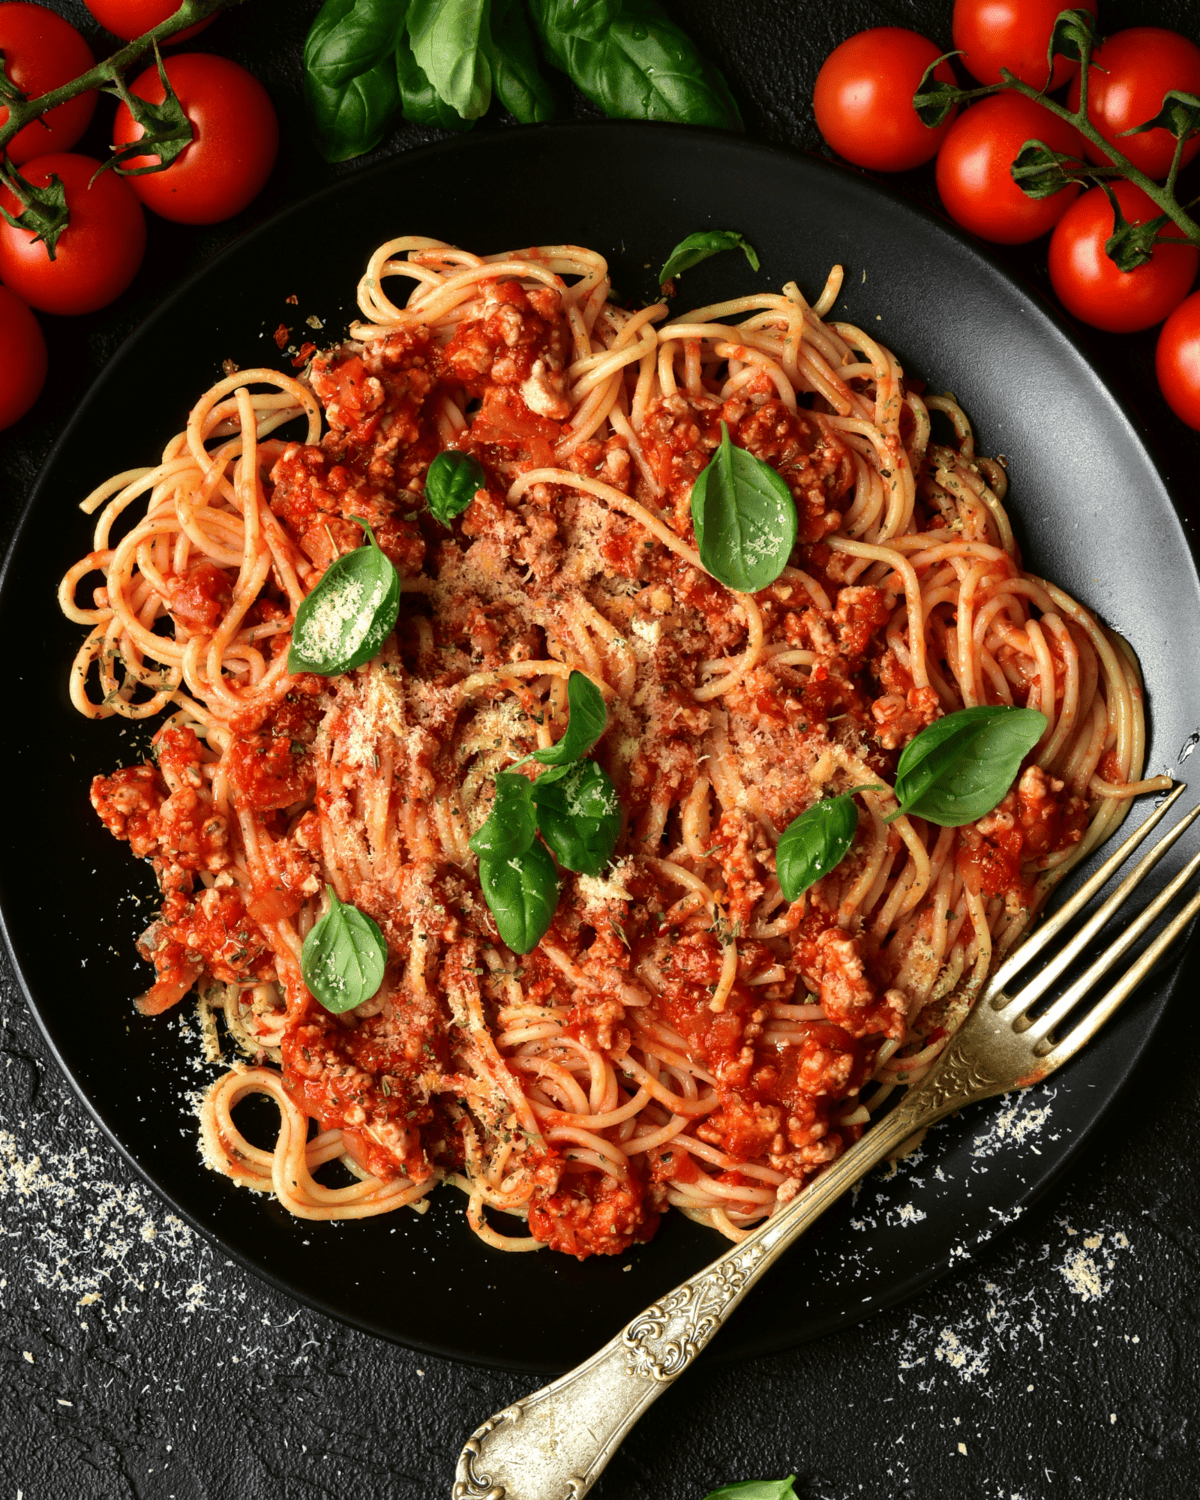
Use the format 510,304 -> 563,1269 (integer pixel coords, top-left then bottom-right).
776,793 -> 860,902
702,1481 -> 798,1500
301,886 -> 388,1014
288,517 -> 401,676
303,0 -> 405,163
892,706 -> 1047,828
487,0 -> 557,123
533,760 -> 622,877
425,449 -> 486,524
691,421 -> 797,593
660,229 -> 759,286
479,839 -> 560,954
532,671 -> 607,766
527,0 -> 742,131
407,0 -> 492,120
469,772 -> 537,860
396,22 -> 473,131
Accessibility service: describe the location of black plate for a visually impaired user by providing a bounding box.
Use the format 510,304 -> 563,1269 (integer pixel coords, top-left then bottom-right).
3,124 -> 1198,1374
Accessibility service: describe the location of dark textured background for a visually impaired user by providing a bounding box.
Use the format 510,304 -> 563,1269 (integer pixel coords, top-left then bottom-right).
3,1 -> 1200,1496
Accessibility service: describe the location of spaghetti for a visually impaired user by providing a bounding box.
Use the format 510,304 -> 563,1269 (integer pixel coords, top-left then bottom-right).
60,237 -> 1168,1257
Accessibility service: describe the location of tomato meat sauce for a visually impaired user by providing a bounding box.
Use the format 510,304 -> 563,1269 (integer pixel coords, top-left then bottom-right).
88,267 -> 1090,1258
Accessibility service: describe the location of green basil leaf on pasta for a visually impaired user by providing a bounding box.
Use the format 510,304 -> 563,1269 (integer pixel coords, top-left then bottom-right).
406,0 -> 492,120
486,0 -> 557,123
303,0 -> 406,163
775,793 -> 860,902
531,671 -> 607,765
288,516 -> 400,676
659,229 -> 760,285
533,760 -> 622,877
426,449 -> 486,524
891,705 -> 1047,828
479,839 -> 560,954
526,0 -> 741,130
701,1479 -> 799,1500
301,886 -> 388,1014
691,421 -> 797,593
469,772 -> 537,861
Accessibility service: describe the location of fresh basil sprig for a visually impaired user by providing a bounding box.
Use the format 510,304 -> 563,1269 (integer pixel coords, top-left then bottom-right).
532,759 -> 622,877
288,516 -> 400,676
776,789 -> 882,902
691,422 -> 797,593
487,0 -> 557,123
407,0 -> 492,119
303,0 -> 410,162
302,0 -> 739,163
774,706 -> 1047,903
396,21 -> 473,131
478,838 -> 560,955
531,672 -> 606,766
660,229 -> 760,286
528,0 -> 741,129
701,1481 -> 798,1500
301,886 -> 388,1014
471,670 -> 620,951
469,771 -> 538,861
889,705 -> 1047,828
426,450 -> 486,525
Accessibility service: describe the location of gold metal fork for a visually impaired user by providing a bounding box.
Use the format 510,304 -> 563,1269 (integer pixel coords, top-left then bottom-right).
452,783 -> 1200,1500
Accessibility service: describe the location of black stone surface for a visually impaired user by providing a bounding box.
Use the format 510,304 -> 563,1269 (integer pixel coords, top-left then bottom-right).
3,2 -> 1200,1496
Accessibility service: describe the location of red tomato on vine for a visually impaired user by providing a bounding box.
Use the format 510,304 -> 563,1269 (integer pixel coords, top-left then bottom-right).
1067,28 -> 1200,181
0,284 -> 46,427
0,2 -> 96,166
1156,293 -> 1200,431
1048,181 -> 1198,334
952,0 -> 1098,89
814,28 -> 956,173
84,0 -> 212,43
936,93 -> 1086,244
112,54 -> 278,225
0,153 -> 146,315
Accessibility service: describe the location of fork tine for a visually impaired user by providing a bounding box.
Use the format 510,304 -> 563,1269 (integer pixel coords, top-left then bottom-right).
1020,842 -> 1200,1046
989,790 -> 1200,1017
984,782 -> 1187,1004
1037,885 -> 1200,1074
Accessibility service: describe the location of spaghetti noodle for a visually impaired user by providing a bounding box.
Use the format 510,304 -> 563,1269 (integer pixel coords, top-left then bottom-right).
60,237 -> 1168,1257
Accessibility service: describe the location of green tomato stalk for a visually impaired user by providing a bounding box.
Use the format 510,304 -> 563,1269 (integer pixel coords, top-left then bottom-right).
0,0 -> 245,257
914,7 -> 1200,268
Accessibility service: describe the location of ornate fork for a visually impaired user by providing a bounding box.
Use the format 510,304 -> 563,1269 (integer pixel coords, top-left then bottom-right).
453,784 -> 1200,1500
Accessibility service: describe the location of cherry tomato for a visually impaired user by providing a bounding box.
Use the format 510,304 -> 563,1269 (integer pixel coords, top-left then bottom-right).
953,0 -> 1098,89
84,0 -> 211,43
936,93 -> 1086,244
112,54 -> 278,225
1156,293 -> 1200,430
814,28 -> 956,173
0,2 -> 96,166
1067,28 -> 1200,181
0,283 -> 46,427
1047,181 -> 1198,334
0,153 -> 145,315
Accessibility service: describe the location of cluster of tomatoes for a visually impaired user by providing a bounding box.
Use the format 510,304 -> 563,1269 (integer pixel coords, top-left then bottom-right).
0,0 -> 278,429
813,0 -> 1200,431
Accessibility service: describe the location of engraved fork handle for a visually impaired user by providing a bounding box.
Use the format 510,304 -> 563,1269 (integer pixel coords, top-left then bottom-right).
453,1032 -> 998,1500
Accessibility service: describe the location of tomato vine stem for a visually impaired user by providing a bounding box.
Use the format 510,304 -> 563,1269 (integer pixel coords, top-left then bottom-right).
0,0 -> 244,162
